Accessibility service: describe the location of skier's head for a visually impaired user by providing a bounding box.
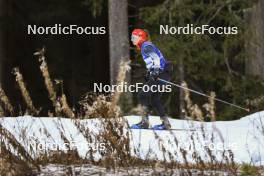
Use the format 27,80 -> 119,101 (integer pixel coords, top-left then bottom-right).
131,29 -> 147,48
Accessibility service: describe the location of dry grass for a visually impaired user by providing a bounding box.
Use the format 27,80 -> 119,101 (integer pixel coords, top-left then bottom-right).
246,95 -> 264,110
181,81 -> 217,122
80,93 -> 120,118
13,67 -> 39,115
0,54 -> 137,174
0,105 -> 4,116
0,123 -> 40,175
97,118 -> 132,167
203,92 -> 216,121
59,93 -> 75,118
0,85 -> 14,115
34,48 -> 62,116
181,81 -> 204,121
34,48 -> 74,118
79,60 -> 130,119
111,60 -> 131,106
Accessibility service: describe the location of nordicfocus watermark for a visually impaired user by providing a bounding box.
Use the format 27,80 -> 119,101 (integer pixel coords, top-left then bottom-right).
94,82 -> 172,93
166,141 -> 238,151
27,24 -> 106,35
160,24 -> 238,35
28,136 -> 106,152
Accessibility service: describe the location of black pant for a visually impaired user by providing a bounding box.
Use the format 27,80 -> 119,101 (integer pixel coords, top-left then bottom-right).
137,71 -> 170,117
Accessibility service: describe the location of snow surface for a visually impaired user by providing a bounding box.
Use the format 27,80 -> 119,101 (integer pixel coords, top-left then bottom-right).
1,111 -> 264,165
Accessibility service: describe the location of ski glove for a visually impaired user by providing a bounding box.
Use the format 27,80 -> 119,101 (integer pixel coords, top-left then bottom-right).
150,67 -> 160,81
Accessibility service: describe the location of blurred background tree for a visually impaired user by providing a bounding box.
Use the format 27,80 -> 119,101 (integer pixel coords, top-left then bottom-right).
245,0 -> 264,79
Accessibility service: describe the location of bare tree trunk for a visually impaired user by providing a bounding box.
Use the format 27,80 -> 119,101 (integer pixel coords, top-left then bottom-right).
108,0 -> 130,85
245,0 -> 264,79
108,0 -> 132,111
0,0 -> 5,82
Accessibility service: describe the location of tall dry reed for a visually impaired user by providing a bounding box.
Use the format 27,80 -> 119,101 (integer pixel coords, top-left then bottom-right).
59,93 -> 75,118
34,48 -> 74,118
181,81 -> 204,121
13,67 -> 38,115
34,48 -> 61,116
0,85 -> 14,115
111,60 -> 131,106
80,60 -> 130,119
203,91 -> 216,121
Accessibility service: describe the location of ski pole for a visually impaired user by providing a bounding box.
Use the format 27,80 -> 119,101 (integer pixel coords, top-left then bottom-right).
157,78 -> 250,112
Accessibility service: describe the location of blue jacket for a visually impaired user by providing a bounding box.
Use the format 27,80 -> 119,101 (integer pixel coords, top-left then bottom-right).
140,41 -> 167,71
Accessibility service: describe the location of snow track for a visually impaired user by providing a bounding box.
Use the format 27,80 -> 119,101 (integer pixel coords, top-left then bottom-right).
1,111 -> 264,165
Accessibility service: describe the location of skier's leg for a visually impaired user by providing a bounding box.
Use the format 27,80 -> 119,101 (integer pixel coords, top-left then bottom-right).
137,89 -> 151,109
131,80 -> 154,129
151,71 -> 171,129
151,92 -> 165,117
151,92 -> 171,129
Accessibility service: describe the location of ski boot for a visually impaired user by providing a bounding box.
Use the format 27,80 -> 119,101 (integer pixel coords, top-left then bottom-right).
130,117 -> 149,129
131,105 -> 150,129
152,116 -> 171,130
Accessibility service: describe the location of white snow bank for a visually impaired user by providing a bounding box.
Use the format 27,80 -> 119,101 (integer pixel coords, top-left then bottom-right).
0,111 -> 264,165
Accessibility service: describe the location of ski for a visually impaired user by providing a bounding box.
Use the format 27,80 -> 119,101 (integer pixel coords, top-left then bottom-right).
129,127 -> 196,131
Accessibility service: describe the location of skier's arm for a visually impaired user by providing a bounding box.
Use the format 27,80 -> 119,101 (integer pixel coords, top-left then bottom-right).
143,45 -> 160,69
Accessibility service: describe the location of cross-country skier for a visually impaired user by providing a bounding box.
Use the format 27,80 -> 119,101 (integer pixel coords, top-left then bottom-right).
130,29 -> 172,130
